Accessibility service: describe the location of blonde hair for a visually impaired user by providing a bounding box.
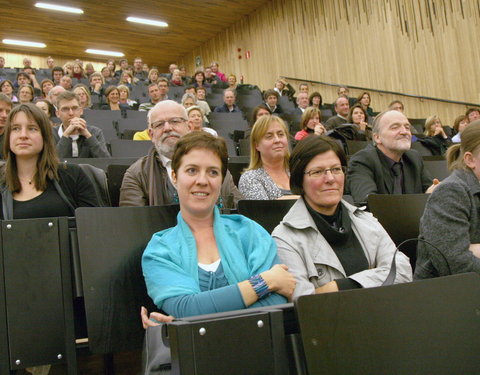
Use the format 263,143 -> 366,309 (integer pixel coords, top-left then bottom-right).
446,120 -> 480,171
299,107 -> 321,131
424,115 -> 441,136
247,115 -> 289,171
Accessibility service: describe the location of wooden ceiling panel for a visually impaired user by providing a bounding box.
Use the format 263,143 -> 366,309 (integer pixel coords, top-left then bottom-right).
0,0 -> 269,68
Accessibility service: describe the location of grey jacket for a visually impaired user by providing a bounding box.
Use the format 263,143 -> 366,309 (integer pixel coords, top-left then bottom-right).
415,168 -> 480,279
52,125 -> 111,158
272,197 -> 412,298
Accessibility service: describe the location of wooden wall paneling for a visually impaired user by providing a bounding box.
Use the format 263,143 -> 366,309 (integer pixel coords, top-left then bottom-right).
179,0 -> 480,125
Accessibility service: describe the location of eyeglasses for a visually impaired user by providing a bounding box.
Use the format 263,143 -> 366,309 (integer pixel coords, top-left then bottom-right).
59,106 -> 80,114
151,117 -> 187,130
304,166 -> 346,178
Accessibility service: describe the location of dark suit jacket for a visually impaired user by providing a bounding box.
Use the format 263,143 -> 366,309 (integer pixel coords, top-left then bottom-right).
347,145 -> 432,205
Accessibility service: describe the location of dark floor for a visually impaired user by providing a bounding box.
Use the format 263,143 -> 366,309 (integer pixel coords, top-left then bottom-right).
15,350 -> 142,375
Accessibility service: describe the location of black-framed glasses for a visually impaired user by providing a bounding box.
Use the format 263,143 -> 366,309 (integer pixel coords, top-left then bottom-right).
304,166 -> 346,178
151,117 -> 187,130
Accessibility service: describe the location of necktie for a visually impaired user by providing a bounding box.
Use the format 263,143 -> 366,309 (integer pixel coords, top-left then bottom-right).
391,162 -> 403,194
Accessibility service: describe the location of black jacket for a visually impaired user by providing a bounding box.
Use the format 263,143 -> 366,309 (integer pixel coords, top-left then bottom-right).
0,163 -> 99,219
347,145 -> 432,205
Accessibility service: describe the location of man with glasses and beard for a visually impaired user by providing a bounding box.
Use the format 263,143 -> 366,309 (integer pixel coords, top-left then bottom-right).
119,100 -> 242,207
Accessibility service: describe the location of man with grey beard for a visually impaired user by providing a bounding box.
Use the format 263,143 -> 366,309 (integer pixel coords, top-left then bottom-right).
119,100 -> 242,207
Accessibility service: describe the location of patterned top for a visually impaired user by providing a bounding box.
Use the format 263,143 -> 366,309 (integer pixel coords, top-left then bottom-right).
239,167 -> 289,200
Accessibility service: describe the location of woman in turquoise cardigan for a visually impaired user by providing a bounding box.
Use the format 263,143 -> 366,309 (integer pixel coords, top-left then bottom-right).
142,131 -> 295,320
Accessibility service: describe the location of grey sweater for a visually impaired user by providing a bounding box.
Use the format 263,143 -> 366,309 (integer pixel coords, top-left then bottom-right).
415,168 -> 480,278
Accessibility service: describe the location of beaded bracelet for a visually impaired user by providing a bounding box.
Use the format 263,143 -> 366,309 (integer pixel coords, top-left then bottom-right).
248,274 -> 271,299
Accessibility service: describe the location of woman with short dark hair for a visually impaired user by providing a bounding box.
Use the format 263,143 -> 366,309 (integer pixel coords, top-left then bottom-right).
142,132 -> 295,318
272,135 -> 412,297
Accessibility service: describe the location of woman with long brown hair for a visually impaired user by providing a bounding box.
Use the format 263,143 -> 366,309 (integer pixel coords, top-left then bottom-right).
0,103 -> 98,219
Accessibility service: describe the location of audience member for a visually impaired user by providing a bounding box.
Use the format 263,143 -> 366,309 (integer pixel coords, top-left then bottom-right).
325,96 -> 349,130
295,107 -> 326,141
210,61 -> 227,82
139,82 -> 167,112
227,74 -> 237,90
0,56 -> 5,69
52,91 -> 110,158
418,115 -> 452,155
101,67 -> 116,85
0,103 -> 99,220
118,84 -> 138,110
0,80 -> 18,103
337,86 -> 356,106
170,69 -> 183,87
73,85 -> 92,110
204,66 -> 219,85
72,62 -> 86,81
40,79 -> 54,99
88,72 -> 105,102
133,57 -> 147,81
388,100 -> 404,112
59,75 -> 73,91
115,59 -> 128,78
46,56 -> 55,69
309,92 -> 322,108
245,104 -> 271,139
193,71 -> 210,89
101,86 -> 128,111
466,108 -> 480,123
415,121 -> 480,279
119,100 -> 241,207
272,135 -> 412,298
47,86 -> 66,108
274,79 -> 295,99
292,92 -> 309,115
239,116 -> 296,200
347,103 -> 372,140
195,87 -> 211,116
263,89 -> 283,114
356,91 -> 374,117
147,68 -> 160,85
298,83 -> 309,94
18,84 -> 35,104
186,106 -> 217,136
141,131 -> 293,320
35,99 -> 56,125
84,63 -> 95,77
63,62 -> 74,77
118,70 -> 136,89
51,66 -> 64,85
0,94 -> 12,158
213,89 -> 242,113
347,110 -> 437,204
452,115 -> 469,143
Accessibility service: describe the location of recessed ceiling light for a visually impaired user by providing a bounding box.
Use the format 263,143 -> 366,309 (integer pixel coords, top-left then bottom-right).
35,2 -> 83,14
3,39 -> 46,48
86,49 -> 124,57
126,16 -> 168,27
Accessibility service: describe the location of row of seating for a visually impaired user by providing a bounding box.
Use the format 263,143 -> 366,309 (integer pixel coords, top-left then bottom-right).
2,197 -> 479,373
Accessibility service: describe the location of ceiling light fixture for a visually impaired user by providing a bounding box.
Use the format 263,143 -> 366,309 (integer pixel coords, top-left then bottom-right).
3,39 -> 46,48
35,2 -> 83,14
86,49 -> 124,57
126,16 -> 168,27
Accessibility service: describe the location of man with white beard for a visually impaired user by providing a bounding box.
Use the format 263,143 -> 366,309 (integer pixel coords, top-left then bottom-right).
119,100 -> 242,207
